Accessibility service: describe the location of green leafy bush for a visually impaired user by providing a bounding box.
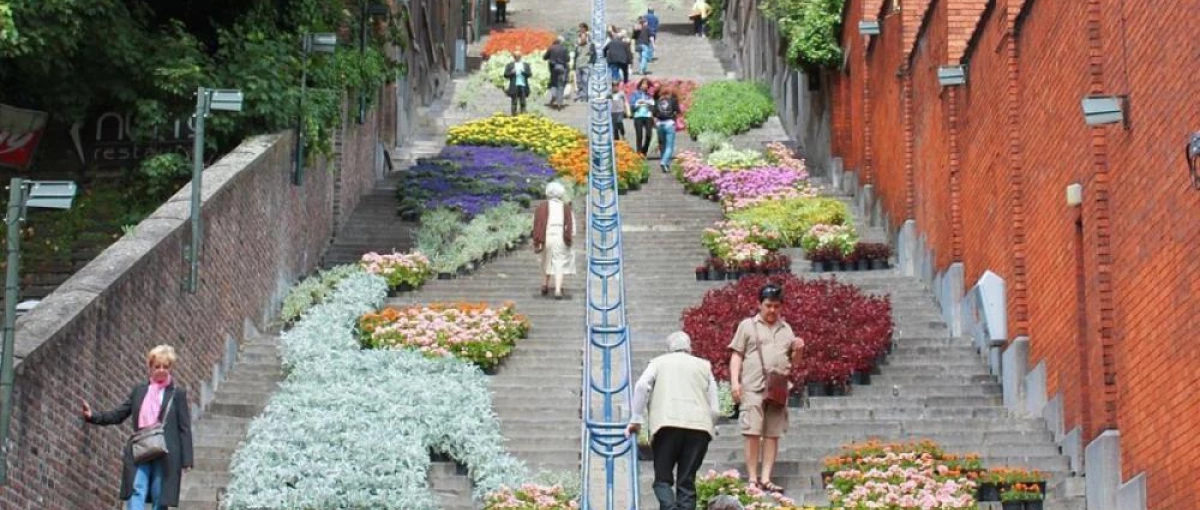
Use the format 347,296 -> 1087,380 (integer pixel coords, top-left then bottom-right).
685,80 -> 775,138
726,197 -> 850,246
761,0 -> 846,67
416,203 -> 533,274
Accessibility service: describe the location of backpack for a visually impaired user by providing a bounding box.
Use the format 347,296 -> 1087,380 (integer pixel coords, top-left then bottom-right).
655,98 -> 676,119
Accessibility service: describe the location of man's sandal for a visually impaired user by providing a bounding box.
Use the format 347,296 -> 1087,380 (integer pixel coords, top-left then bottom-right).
759,481 -> 785,493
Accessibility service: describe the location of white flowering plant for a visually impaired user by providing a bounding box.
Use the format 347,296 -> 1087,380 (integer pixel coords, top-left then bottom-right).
223,270 -> 530,509
800,223 -> 858,256
358,302 -> 530,370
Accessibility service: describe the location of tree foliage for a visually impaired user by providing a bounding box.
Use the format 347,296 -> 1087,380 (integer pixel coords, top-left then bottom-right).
761,0 -> 845,68
0,0 -> 408,160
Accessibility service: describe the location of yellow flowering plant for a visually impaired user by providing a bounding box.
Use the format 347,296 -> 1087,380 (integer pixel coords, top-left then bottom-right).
447,114 -> 583,157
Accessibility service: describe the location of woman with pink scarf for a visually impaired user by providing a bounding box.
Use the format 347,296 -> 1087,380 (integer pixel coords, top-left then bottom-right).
82,345 -> 193,510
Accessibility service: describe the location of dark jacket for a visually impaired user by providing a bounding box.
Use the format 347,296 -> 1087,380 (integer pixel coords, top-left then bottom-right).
653,95 -> 681,121
603,39 -> 632,65
544,42 -> 570,68
503,61 -> 532,96
88,383 -> 194,507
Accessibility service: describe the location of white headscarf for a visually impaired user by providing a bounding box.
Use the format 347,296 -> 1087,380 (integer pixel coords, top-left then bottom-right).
545,182 -> 567,200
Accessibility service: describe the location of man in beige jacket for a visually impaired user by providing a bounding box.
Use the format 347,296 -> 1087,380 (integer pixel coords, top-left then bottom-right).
627,332 -> 721,510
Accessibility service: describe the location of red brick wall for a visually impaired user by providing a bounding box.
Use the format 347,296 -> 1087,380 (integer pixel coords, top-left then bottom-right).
1099,1 -> 1200,506
909,1 -> 954,269
838,0 -> 867,174
956,3 -> 1011,288
0,103 -> 387,508
830,0 -> 1200,505
866,7 -> 907,223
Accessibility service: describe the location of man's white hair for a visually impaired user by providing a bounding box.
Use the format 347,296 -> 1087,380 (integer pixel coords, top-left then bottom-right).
667,331 -> 692,353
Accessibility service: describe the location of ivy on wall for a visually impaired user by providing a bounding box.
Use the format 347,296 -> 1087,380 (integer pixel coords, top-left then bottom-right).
760,0 -> 845,68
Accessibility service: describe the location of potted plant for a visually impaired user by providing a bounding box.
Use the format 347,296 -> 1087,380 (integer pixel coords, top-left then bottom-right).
707,257 -> 726,280
857,242 -> 893,270
850,243 -> 872,271
695,265 -> 709,281
1001,483 -> 1044,510
806,245 -> 841,273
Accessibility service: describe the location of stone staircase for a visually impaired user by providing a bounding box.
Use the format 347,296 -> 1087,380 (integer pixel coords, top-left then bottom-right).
177,332 -> 282,510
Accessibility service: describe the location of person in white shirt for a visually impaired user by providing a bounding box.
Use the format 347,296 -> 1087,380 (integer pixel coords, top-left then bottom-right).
627,332 -> 721,510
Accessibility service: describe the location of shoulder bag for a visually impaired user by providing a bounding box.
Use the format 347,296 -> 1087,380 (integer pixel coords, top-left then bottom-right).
129,393 -> 173,464
755,326 -> 790,407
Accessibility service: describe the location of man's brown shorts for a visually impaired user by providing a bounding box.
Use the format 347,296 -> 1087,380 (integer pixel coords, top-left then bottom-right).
738,390 -> 788,438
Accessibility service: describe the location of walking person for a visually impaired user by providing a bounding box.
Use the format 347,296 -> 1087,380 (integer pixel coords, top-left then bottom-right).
728,283 -> 804,494
544,36 -> 571,109
603,30 -> 632,83
635,17 -> 655,75
495,0 -> 508,23
627,332 -> 721,510
690,0 -> 712,37
630,78 -> 655,156
504,51 -> 532,115
610,81 -> 630,141
646,8 -> 660,45
532,182 -> 576,299
574,23 -> 593,101
81,345 -> 194,510
653,87 -> 682,172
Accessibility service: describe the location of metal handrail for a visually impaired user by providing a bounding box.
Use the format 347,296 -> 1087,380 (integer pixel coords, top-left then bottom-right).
578,0 -> 639,507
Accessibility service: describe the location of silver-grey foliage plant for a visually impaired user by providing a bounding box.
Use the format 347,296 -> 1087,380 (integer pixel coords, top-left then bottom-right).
223,270 -> 529,509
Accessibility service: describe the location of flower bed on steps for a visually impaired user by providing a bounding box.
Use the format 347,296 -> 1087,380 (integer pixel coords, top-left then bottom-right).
359,302 -> 530,371
224,270 -> 532,509
683,274 -> 893,391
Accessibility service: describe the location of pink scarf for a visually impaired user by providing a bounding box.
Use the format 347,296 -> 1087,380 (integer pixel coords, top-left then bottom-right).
138,376 -> 172,429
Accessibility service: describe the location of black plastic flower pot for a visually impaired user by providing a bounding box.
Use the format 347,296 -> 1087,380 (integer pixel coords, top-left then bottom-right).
806,382 -> 828,397
851,371 -> 872,386
710,270 -> 725,280
977,483 -> 1000,502
1001,502 -> 1024,510
856,259 -> 870,271
430,450 -> 452,463
695,270 -> 708,281
437,272 -> 454,280
829,383 -> 848,396
454,460 -> 469,475
1025,500 -> 1044,510
811,261 -> 826,272
482,364 -> 499,375
870,258 -> 889,270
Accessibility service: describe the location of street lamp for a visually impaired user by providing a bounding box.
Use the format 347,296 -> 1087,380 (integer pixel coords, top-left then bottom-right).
295,33 -> 337,186
0,178 -> 77,482
184,87 -> 244,293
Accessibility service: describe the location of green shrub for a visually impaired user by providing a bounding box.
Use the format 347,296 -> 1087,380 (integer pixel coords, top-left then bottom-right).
279,264 -> 360,324
685,80 -> 775,138
726,197 -> 850,246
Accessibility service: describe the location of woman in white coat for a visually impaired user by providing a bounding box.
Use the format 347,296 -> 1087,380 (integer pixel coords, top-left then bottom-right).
532,182 -> 576,299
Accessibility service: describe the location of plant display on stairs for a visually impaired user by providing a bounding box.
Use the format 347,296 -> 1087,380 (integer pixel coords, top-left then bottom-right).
682,274 -> 893,391
685,80 -> 776,137
799,224 -> 857,254
821,440 -> 983,509
448,114 -> 583,157
548,139 -> 649,192
702,220 -> 787,265
359,251 -> 433,291
224,270 -> 530,509
415,203 -> 535,276
726,197 -> 850,247
695,469 -> 807,509
279,264 -> 362,325
484,483 -> 580,509
675,143 -> 813,210
358,302 -> 530,371
395,145 -> 557,219
760,0 -> 846,68
481,28 -> 560,58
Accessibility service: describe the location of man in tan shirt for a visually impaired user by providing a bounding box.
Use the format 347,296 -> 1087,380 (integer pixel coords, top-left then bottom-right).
728,283 -> 803,493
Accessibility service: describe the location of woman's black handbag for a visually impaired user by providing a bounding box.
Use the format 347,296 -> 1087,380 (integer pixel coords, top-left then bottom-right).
128,395 -> 173,463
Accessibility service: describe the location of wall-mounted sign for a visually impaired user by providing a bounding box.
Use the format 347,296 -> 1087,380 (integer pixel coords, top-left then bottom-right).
69,112 -> 195,168
0,103 -> 50,170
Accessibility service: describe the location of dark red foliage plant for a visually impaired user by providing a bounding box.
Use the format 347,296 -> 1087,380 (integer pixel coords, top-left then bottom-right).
681,274 -> 894,390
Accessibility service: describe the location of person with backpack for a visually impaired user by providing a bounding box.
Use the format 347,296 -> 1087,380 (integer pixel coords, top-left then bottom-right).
653,88 -> 681,172
543,36 -> 571,109
603,30 -> 633,84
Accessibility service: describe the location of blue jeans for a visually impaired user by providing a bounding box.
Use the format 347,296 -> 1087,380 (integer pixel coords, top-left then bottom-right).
128,460 -> 165,510
638,44 -> 653,74
656,120 -> 677,170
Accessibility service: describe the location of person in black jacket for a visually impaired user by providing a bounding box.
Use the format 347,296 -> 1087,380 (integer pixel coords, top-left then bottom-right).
504,51 -> 533,115
603,31 -> 632,84
653,88 -> 682,172
82,345 -> 194,510
543,36 -> 571,109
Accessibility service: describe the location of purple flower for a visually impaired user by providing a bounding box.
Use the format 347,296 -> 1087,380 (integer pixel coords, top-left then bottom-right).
398,146 -> 555,218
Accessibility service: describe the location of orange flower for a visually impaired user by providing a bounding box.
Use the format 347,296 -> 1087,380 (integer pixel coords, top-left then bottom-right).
548,140 -> 646,186
481,29 -> 558,59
